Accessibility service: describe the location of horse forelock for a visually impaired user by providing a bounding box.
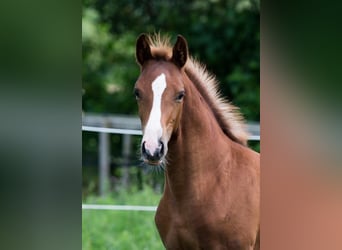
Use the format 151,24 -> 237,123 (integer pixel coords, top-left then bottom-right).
144,33 -> 249,146
147,33 -> 173,60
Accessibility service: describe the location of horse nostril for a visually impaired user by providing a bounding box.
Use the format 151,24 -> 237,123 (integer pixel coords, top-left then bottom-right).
159,140 -> 164,156
142,141 -> 146,154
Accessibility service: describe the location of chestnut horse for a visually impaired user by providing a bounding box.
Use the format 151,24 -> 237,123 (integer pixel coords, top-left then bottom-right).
134,34 -> 260,250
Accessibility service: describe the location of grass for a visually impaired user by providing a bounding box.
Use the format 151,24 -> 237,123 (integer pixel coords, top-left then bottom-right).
82,187 -> 164,250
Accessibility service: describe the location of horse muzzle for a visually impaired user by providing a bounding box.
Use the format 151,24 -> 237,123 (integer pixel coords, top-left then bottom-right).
141,140 -> 165,165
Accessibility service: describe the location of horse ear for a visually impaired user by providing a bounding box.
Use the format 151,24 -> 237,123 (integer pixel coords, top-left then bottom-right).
172,35 -> 188,68
136,34 -> 152,66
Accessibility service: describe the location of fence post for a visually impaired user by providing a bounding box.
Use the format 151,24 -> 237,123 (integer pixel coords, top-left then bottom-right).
122,134 -> 132,188
99,132 -> 110,196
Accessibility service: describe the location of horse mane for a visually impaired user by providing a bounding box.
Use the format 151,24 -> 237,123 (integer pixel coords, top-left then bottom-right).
146,34 -> 249,146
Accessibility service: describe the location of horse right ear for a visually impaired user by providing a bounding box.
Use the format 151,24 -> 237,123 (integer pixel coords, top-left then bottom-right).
172,35 -> 188,68
136,34 -> 152,66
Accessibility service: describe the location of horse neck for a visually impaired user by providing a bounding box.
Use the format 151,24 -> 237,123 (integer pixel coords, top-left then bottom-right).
165,73 -> 232,199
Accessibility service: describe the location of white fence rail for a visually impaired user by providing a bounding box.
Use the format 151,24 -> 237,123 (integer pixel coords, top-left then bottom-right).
82,125 -> 142,135
82,125 -> 260,140
82,204 -> 157,212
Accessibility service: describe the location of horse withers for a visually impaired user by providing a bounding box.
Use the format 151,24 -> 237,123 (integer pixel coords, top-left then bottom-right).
134,33 -> 260,250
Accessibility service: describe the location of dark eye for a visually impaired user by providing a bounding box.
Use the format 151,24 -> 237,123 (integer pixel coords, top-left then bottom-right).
175,91 -> 185,102
133,88 -> 141,100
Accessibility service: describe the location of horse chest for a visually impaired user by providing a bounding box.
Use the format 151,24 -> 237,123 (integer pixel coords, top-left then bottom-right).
155,200 -> 242,249
158,216 -> 246,250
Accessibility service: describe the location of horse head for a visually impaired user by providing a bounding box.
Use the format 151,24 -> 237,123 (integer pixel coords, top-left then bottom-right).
134,34 -> 188,166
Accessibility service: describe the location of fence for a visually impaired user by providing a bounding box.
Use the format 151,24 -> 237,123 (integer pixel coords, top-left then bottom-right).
82,113 -> 260,208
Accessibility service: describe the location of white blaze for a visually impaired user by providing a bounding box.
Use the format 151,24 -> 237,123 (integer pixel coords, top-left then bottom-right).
143,73 -> 167,153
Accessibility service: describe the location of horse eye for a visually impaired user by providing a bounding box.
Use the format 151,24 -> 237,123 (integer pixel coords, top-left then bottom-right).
175,91 -> 185,102
134,88 -> 141,100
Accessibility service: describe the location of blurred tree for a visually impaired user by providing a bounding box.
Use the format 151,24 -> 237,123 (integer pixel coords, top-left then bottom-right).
82,0 -> 259,120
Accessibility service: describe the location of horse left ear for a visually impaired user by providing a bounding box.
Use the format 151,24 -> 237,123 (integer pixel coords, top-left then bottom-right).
136,33 -> 153,66
172,35 -> 188,68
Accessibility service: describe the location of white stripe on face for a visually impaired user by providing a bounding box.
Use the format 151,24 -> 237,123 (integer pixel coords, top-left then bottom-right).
142,73 -> 167,153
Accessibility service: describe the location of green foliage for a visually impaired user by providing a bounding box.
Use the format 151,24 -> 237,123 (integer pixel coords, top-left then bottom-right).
82,188 -> 163,250
82,0 -> 260,120
249,141 -> 260,153
82,7 -> 139,114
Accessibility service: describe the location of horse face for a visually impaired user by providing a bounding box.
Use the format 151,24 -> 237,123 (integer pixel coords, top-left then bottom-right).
134,62 -> 185,166
134,34 -> 188,166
